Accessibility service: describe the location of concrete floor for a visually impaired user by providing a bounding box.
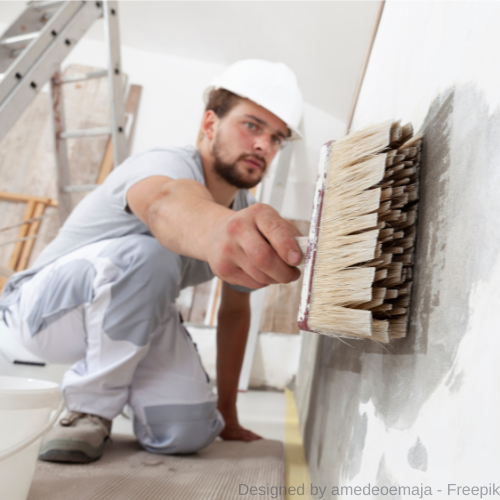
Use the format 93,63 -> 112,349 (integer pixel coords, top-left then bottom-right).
0,321 -> 286,442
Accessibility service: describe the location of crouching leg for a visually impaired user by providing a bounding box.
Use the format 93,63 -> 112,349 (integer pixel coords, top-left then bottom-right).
129,307 -> 224,455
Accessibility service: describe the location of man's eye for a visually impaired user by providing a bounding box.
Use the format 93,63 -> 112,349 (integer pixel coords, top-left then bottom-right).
245,122 -> 257,130
272,136 -> 282,146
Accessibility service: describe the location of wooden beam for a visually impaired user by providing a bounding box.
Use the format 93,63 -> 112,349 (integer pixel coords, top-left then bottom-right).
0,191 -> 58,207
96,84 -> 142,184
209,278 -> 222,326
8,200 -> 36,270
125,84 -> 142,149
16,202 -> 46,272
96,138 -> 114,185
188,281 -> 213,324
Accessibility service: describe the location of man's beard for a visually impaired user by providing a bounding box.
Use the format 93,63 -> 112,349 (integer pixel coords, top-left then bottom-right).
211,137 -> 267,190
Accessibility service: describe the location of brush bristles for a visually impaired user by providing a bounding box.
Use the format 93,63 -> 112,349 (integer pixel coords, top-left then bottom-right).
308,121 -> 422,343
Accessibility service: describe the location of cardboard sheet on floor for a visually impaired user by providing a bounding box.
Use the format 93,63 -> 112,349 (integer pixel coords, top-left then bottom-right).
28,435 -> 285,500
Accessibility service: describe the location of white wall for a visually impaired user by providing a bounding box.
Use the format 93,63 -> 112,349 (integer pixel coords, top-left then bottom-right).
297,1 -> 500,495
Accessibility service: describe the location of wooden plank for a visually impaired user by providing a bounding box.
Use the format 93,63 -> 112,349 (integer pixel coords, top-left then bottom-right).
258,281 -> 279,332
96,84 -> 142,184
0,192 -> 58,207
96,137 -> 114,185
188,280 -> 213,324
259,220 -> 311,334
209,278 -> 222,326
8,200 -> 35,270
16,202 -> 46,272
275,280 -> 304,334
124,84 -> 142,150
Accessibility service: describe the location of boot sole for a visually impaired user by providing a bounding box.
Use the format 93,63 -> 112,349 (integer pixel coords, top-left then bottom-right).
39,439 -> 104,464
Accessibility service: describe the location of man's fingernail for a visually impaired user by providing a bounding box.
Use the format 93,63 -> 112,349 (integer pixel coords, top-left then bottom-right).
288,250 -> 301,265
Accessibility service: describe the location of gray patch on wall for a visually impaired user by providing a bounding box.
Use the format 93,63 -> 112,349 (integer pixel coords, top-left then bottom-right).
347,411 -> 368,480
302,85 -> 500,489
377,456 -> 402,499
407,437 -> 428,471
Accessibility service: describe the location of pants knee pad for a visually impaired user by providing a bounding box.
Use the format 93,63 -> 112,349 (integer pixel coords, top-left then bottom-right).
135,402 -> 225,455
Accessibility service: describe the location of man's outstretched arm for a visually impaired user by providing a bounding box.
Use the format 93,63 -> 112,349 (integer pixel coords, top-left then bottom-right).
216,282 -> 261,441
127,176 -> 302,289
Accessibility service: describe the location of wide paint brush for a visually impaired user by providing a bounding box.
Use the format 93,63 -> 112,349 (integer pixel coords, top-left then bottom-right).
295,121 -> 422,343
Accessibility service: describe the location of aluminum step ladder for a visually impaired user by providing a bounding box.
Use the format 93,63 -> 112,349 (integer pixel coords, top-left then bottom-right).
0,0 -> 127,224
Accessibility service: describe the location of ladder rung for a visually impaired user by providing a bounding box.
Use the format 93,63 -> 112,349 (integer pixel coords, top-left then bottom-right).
60,127 -> 111,139
62,184 -> 98,194
34,1 -> 65,11
59,70 -> 108,84
1,32 -> 41,47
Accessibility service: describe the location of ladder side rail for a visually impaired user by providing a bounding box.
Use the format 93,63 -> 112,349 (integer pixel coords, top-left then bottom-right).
0,1 -> 103,144
49,70 -> 72,225
0,1 -> 83,104
103,1 -> 127,167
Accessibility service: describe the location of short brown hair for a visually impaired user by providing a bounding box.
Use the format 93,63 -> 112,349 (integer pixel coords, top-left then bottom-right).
204,88 -> 243,119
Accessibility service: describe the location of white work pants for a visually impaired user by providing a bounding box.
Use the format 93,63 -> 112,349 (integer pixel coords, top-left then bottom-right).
6,234 -> 224,455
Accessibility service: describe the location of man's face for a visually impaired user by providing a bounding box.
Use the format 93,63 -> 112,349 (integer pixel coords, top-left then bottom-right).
209,99 -> 289,189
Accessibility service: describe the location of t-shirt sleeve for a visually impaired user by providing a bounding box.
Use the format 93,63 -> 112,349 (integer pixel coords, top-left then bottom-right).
104,148 -> 205,211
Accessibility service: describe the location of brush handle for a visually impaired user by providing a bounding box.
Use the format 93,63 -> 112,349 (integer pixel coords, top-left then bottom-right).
295,236 -> 309,258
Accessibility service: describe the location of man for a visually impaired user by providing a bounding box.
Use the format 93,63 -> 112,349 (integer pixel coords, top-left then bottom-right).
0,59 -> 304,463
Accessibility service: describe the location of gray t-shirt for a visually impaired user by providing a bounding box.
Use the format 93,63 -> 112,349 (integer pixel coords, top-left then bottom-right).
0,146 -> 255,307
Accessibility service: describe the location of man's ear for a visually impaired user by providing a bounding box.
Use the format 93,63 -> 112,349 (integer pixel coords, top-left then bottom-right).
201,110 -> 218,140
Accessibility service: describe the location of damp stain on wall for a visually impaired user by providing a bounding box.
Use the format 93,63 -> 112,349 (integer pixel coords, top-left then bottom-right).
407,437 -> 428,471
302,85 -> 500,489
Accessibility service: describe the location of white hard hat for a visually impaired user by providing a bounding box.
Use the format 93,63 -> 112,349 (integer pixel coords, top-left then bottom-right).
203,59 -> 303,140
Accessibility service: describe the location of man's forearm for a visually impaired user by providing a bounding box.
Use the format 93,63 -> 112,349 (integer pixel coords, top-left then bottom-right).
146,179 -> 231,261
216,301 -> 251,423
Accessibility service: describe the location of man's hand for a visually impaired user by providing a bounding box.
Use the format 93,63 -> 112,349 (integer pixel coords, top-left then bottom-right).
220,422 -> 263,442
208,203 -> 303,289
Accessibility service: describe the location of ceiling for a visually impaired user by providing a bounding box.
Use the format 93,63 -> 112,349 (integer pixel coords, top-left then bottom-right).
0,1 -> 380,123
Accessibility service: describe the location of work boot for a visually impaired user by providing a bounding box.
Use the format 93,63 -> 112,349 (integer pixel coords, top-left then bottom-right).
39,411 -> 112,463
